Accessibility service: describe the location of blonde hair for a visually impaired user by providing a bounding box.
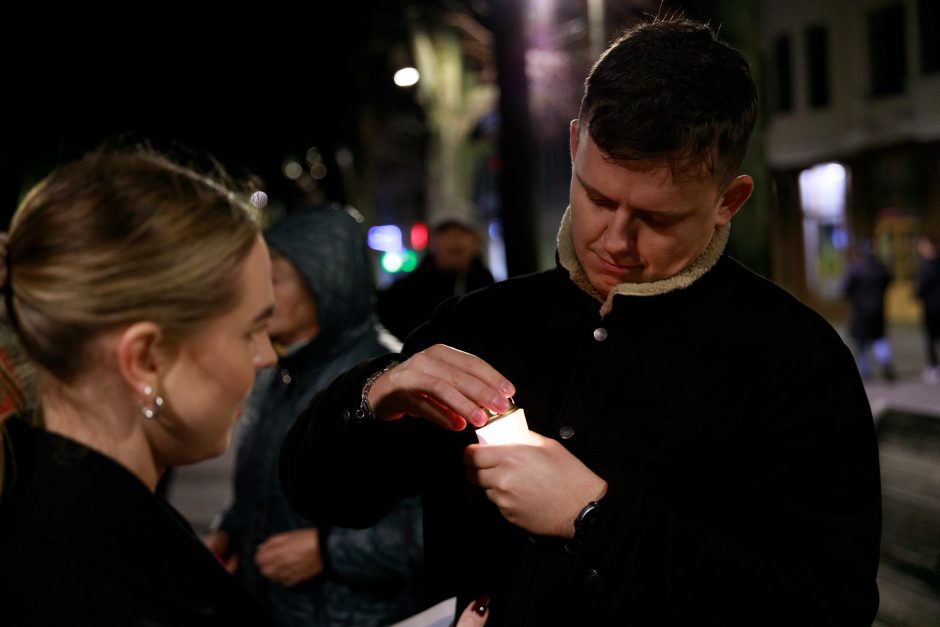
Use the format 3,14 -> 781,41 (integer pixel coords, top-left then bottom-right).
1,148 -> 260,493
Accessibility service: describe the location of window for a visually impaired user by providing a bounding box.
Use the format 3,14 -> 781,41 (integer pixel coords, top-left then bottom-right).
800,162 -> 850,299
868,3 -> 907,96
770,35 -> 794,113
805,25 -> 830,108
918,0 -> 940,73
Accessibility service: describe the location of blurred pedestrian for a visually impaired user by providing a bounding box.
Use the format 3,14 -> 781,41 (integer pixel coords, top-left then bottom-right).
843,239 -> 896,381
205,203 -> 423,627
376,204 -> 494,342
280,17 -> 881,626
915,234 -> 940,384
0,148 -> 277,626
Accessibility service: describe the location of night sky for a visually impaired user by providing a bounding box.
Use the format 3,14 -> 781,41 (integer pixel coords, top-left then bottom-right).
4,0 -> 720,230
4,1 -> 420,223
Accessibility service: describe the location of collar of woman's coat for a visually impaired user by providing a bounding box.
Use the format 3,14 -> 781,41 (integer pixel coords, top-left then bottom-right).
556,206 -> 730,318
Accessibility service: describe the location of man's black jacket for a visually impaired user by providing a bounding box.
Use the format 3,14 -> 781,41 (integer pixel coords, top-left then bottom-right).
281,256 -> 882,626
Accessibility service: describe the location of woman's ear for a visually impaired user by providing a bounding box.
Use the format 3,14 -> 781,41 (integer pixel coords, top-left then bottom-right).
115,322 -> 164,397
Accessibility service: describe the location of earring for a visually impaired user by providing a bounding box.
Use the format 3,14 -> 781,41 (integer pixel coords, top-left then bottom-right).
140,385 -> 165,420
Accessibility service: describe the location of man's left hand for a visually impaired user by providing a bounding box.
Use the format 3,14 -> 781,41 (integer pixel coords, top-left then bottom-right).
463,432 -> 607,538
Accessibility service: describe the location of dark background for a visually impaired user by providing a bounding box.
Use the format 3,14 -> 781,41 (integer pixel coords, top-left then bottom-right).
2,0 -> 730,277
3,1 -> 424,222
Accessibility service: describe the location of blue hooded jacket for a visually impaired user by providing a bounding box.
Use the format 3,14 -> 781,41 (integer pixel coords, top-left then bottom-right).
218,203 -> 422,627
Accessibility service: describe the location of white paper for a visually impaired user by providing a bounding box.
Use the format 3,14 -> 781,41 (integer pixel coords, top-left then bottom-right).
390,596 -> 457,627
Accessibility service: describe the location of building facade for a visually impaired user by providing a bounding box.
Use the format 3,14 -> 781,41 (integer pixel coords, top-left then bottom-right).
760,0 -> 940,321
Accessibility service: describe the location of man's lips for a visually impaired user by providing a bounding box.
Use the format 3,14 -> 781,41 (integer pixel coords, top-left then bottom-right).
594,253 -> 641,274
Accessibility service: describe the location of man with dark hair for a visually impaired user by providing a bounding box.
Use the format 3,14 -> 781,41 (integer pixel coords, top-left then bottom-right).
281,18 -> 881,626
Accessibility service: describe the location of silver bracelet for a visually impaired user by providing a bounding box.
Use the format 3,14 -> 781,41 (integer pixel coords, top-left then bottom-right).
355,361 -> 399,420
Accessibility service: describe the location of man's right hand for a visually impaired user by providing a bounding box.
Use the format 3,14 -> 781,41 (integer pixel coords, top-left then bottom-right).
368,344 -> 515,431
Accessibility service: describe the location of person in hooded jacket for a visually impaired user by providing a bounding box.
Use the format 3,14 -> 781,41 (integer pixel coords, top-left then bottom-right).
204,203 -> 423,627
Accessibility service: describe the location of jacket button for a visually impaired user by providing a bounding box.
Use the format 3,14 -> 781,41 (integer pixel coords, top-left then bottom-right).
584,568 -> 599,587
593,327 -> 608,342
558,425 -> 575,440
341,409 -> 352,423
281,369 -> 292,385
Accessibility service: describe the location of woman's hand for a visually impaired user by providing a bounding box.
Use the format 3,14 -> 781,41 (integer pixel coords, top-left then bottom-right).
455,594 -> 490,626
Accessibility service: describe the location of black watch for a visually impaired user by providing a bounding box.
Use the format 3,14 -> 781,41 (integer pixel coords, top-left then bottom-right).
572,499 -> 601,546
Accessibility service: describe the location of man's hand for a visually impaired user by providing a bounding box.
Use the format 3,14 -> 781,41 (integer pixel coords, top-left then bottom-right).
463,432 -> 608,538
203,529 -> 238,574
369,344 -> 515,431
255,528 -> 323,587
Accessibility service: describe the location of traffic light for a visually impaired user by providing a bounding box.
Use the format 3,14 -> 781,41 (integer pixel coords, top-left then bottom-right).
368,224 -> 421,275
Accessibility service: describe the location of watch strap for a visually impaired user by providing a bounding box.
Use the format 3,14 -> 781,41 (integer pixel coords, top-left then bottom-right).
567,499 -> 601,554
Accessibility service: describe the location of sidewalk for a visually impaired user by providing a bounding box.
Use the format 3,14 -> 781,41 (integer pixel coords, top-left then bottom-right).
847,324 -> 940,627
832,322 -> 940,420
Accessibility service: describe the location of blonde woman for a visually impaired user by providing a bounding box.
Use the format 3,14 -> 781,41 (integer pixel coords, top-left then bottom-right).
0,149 -> 277,626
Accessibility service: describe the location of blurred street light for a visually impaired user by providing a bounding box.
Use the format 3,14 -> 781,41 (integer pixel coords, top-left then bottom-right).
393,66 -> 420,87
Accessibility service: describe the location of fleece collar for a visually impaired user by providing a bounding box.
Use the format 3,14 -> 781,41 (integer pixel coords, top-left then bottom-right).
556,206 -> 729,317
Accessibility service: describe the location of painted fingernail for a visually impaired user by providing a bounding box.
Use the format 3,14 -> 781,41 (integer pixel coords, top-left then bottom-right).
473,593 -> 490,616
473,409 -> 488,425
499,382 -> 515,396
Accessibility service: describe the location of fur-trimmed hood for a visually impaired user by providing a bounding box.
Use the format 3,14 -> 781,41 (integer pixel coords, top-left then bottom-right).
556,205 -> 729,317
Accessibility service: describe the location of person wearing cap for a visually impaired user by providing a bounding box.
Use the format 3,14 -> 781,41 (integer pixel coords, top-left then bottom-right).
376,209 -> 494,342
205,203 -> 423,627
280,17 -> 881,626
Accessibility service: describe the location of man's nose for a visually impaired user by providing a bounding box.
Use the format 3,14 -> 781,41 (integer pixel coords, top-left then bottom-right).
602,210 -> 637,255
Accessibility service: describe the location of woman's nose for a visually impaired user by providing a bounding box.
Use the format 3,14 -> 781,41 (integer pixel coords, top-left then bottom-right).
254,335 -> 278,369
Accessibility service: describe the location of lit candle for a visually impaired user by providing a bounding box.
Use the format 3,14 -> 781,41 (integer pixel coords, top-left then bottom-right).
475,398 -> 531,445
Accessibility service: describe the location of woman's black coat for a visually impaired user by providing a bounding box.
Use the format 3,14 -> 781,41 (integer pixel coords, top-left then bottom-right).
0,419 -> 271,627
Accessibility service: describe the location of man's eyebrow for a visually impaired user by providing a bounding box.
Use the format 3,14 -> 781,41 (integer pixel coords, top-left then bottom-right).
575,172 -> 609,198
576,171 -> 689,217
